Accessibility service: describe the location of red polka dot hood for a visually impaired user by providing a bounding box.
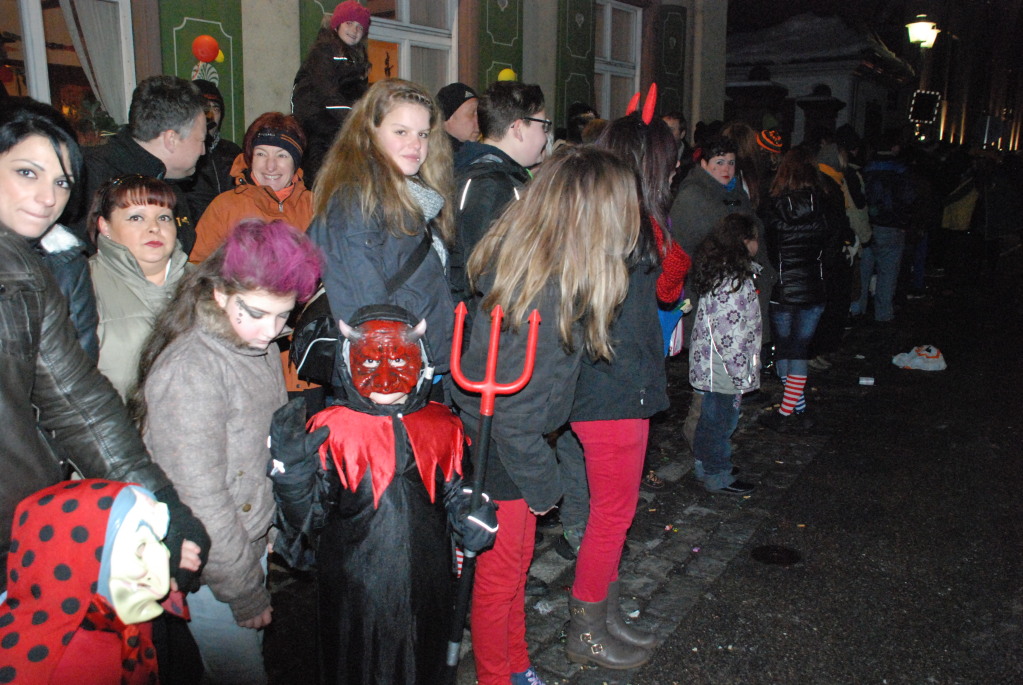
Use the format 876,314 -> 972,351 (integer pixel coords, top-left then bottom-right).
0,480 -> 159,684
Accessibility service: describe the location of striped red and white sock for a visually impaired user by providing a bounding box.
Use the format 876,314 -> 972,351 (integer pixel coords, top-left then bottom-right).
779,375 -> 807,415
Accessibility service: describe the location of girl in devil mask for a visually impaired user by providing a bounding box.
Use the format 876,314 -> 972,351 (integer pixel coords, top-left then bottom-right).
268,304 -> 496,685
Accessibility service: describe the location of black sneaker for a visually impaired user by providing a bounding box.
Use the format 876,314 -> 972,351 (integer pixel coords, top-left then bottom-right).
552,533 -> 578,560
706,479 -> 755,496
758,410 -> 809,433
525,577 -> 549,597
535,510 -> 563,536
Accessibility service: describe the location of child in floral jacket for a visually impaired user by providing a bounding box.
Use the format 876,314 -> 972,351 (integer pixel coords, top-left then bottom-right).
688,214 -> 763,495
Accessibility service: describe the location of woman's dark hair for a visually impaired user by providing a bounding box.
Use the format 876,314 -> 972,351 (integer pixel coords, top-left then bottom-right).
595,113 -> 680,268
86,175 -> 176,243
689,213 -> 758,296
596,112 -> 678,232
769,146 -> 820,197
722,121 -> 766,209
0,97 -> 83,205
694,135 -> 737,163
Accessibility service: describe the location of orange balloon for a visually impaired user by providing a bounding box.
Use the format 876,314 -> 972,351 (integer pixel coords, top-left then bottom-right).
192,35 -> 219,63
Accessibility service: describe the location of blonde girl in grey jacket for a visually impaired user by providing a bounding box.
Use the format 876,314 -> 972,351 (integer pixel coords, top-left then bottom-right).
129,219 -> 321,684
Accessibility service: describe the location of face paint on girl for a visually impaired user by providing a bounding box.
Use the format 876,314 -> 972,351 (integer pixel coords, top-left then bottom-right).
214,288 -> 296,350
701,153 -> 736,186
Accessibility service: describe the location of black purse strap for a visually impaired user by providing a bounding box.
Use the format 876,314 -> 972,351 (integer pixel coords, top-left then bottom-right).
384,224 -> 433,295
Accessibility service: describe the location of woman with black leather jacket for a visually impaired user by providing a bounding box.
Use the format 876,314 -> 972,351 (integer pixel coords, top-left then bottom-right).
0,98 -> 208,597
758,147 -> 843,432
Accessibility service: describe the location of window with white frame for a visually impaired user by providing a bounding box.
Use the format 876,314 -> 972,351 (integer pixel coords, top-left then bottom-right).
593,0 -> 641,118
364,0 -> 457,97
5,0 -> 135,137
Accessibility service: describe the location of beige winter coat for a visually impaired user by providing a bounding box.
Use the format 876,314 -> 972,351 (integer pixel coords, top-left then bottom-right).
142,297 -> 286,622
90,234 -> 191,399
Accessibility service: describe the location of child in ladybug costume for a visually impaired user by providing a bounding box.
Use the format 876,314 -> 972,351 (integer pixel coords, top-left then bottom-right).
269,304 -> 497,685
0,480 -> 176,685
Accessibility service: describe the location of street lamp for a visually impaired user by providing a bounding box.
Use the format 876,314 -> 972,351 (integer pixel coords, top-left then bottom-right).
907,14 -> 939,48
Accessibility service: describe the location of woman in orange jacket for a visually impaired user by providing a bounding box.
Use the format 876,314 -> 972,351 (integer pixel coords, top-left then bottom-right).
191,112 -> 317,400
190,112 -> 313,264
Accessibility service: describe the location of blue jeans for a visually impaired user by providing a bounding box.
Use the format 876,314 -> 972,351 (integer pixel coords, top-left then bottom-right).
188,550 -> 269,685
692,391 -> 741,491
770,303 -> 825,369
853,226 -> 905,322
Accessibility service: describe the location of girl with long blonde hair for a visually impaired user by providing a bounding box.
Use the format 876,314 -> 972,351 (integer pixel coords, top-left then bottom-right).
308,78 -> 455,378
453,145 -> 639,685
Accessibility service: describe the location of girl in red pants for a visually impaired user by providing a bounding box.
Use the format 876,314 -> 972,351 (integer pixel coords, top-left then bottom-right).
452,146 -> 640,685
566,112 -> 690,669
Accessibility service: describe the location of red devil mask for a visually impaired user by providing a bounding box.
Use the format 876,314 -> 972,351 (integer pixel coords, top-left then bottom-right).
342,319 -> 425,400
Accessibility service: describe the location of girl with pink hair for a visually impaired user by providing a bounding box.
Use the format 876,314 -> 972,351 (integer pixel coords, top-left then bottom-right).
129,219 -> 322,684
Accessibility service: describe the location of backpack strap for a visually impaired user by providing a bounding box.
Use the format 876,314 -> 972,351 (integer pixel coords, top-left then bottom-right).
384,223 -> 433,295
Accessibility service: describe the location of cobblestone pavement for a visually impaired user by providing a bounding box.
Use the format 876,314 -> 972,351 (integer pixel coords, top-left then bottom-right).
265,350 -> 840,684
265,248 -> 1023,684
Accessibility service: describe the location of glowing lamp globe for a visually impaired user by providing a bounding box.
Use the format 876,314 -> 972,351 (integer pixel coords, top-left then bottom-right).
907,16 -> 939,48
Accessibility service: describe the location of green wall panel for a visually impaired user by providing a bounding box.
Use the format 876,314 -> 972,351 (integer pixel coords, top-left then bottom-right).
300,0 -> 333,58
478,0 -> 523,90
555,0 -> 594,126
655,5 -> 687,115
159,1 -> 244,142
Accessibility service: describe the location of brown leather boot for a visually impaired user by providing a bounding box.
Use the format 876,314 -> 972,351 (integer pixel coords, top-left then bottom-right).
566,595 -> 651,669
606,580 -> 657,648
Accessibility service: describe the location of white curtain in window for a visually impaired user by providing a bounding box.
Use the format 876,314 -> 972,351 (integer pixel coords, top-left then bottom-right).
58,0 -> 129,124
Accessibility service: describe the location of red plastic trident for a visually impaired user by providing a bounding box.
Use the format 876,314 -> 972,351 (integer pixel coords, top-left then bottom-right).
449,301 -> 541,416
444,301 -> 541,677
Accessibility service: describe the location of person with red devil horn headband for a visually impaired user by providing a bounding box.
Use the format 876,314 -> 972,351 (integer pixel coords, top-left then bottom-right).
267,304 -> 497,685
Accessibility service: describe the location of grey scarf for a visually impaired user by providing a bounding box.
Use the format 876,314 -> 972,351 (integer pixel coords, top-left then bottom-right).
406,178 -> 445,222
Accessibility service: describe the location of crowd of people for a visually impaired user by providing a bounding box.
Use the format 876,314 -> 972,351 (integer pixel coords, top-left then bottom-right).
1,2 -> 1019,683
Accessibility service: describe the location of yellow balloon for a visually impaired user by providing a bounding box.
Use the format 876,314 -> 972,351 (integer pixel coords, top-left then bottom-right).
215,50 -> 225,63
497,68 -> 517,82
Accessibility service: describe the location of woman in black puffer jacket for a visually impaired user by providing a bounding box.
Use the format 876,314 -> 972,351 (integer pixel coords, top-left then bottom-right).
758,147 -> 842,432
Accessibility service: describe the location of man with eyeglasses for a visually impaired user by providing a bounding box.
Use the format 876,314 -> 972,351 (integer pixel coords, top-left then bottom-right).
448,80 -> 550,316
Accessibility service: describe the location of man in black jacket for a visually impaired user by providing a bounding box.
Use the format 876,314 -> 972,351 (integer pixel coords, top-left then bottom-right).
854,131 -> 916,322
189,79 -> 243,221
449,81 -> 548,311
73,76 -> 207,254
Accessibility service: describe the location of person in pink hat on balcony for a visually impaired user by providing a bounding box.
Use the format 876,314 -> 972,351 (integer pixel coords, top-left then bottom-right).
292,1 -> 372,185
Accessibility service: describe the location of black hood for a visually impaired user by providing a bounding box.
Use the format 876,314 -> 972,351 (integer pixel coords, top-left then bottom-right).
335,304 -> 436,416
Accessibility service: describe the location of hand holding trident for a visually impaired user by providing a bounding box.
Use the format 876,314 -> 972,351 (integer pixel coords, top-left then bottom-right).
445,301 -> 541,675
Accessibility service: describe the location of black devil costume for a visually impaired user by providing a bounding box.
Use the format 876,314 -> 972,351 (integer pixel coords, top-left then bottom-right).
269,305 -> 495,685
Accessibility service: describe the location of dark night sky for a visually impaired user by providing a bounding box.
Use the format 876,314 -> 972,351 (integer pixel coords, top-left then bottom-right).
727,0 -> 897,33
727,0 -> 1023,119
727,0 -> 916,49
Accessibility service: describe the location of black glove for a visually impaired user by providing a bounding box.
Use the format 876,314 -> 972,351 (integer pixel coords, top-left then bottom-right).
267,398 -> 329,570
154,484 -> 211,594
446,486 -> 499,553
267,398 -> 329,485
